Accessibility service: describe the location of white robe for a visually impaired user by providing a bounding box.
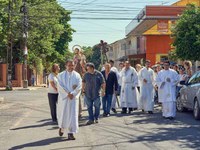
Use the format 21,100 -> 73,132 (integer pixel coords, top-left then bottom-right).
57,70 -> 82,133
138,67 -> 155,111
156,69 -> 179,117
120,67 -> 139,108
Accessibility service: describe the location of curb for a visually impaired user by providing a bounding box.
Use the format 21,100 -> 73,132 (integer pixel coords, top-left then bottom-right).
14,87 -> 45,91
0,97 -> 4,103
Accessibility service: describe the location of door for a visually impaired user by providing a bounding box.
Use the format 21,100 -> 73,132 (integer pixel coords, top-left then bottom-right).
186,73 -> 200,109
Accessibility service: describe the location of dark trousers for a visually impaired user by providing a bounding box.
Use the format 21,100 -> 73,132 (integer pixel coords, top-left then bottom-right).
84,96 -> 101,121
48,93 -> 58,122
102,94 -> 113,114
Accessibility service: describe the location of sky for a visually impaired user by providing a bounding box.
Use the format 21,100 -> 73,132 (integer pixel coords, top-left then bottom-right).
58,0 -> 178,50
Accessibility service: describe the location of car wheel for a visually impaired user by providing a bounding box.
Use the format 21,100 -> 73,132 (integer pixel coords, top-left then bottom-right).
193,99 -> 200,120
176,95 -> 187,112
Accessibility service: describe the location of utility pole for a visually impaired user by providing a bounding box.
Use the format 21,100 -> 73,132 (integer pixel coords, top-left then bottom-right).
6,0 -> 13,90
20,0 -> 28,88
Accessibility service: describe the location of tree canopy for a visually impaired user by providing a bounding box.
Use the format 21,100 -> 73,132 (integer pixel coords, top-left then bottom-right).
172,4 -> 200,61
0,0 -> 74,73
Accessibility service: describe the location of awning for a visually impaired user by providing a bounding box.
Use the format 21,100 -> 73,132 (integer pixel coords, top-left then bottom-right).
126,6 -> 185,36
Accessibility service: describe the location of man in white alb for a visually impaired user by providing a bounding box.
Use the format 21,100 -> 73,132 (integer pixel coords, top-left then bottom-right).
138,60 -> 155,114
120,61 -> 139,114
57,60 -> 82,140
156,60 -> 179,120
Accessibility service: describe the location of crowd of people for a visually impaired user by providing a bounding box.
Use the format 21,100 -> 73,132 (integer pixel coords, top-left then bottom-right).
46,46 -> 197,140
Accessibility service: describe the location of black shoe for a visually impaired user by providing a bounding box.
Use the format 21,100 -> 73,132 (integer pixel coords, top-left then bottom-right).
169,117 -> 174,120
133,108 -> 137,111
121,111 -> 127,114
111,108 -> 117,114
128,110 -> 132,114
86,120 -> 94,125
103,113 -> 107,117
52,120 -> 58,125
142,109 -> 144,112
68,133 -> 75,140
148,111 -> 153,114
59,128 -> 64,137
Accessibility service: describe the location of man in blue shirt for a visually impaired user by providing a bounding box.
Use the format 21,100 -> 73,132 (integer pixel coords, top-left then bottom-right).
101,63 -> 118,116
82,63 -> 105,125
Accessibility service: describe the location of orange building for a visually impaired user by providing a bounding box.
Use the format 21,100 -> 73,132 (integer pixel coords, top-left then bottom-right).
125,0 -> 200,65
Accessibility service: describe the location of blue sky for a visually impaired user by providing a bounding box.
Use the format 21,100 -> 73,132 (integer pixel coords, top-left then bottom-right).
58,0 -> 178,50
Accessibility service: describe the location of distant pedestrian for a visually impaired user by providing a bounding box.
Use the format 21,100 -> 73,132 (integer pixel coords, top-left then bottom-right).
31,73 -> 36,86
120,61 -> 139,114
109,60 -> 119,113
156,61 -> 179,120
184,61 -> 193,79
48,64 -> 60,123
197,66 -> 200,72
135,64 -> 142,92
57,60 -> 82,140
138,60 -> 155,114
101,63 -> 118,116
172,63 -> 179,74
176,67 -> 187,96
118,62 -> 124,96
82,63 -> 105,125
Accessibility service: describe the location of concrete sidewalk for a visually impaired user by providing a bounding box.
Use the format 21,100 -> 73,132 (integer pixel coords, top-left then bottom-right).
0,86 -> 47,91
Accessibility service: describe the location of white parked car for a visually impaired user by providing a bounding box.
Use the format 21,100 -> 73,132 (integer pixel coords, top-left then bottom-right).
176,71 -> 200,120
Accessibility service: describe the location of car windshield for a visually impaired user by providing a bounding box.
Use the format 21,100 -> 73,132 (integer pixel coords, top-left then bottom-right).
188,72 -> 200,84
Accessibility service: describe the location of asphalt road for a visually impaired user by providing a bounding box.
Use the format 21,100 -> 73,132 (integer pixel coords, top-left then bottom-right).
0,88 -> 200,150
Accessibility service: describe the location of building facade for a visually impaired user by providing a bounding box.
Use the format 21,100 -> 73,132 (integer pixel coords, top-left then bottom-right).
108,0 -> 200,67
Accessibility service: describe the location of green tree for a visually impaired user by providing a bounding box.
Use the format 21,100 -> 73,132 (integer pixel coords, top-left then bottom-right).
0,0 -> 74,73
82,46 -> 93,62
173,4 -> 200,61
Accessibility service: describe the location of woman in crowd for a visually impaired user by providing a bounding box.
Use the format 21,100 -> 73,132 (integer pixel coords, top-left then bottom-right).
48,64 -> 60,123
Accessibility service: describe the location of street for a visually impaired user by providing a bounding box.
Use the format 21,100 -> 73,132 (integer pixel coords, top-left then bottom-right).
0,88 -> 200,150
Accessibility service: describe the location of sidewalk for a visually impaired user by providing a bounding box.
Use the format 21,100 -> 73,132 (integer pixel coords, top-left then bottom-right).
0,85 -> 47,91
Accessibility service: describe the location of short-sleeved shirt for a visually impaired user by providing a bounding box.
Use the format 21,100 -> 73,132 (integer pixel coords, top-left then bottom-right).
82,70 -> 105,100
48,73 -> 58,94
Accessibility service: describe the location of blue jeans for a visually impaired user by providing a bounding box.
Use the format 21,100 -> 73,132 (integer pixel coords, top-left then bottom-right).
102,94 -> 113,114
84,96 -> 101,121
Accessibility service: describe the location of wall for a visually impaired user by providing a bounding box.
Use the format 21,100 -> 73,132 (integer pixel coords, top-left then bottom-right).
0,64 -> 7,87
146,35 -> 172,65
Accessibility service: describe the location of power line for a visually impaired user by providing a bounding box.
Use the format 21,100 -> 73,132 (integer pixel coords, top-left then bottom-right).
59,1 -> 171,10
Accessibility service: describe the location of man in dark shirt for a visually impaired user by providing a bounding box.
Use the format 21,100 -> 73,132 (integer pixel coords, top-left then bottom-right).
101,63 -> 118,116
82,63 -> 105,125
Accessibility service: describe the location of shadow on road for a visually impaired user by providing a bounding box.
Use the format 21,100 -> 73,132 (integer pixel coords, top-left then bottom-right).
10,119 -> 57,131
9,137 -> 67,150
128,111 -> 200,149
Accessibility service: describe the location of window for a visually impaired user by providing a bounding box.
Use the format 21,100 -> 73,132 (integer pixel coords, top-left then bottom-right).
160,56 -> 168,62
188,73 -> 199,85
194,73 -> 200,83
